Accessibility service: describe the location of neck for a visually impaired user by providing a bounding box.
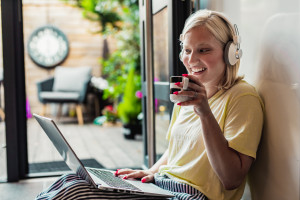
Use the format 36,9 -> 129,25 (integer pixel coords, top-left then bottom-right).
205,85 -> 220,99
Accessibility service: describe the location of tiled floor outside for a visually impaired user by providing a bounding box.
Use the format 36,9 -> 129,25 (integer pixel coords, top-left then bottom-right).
0,116 -> 145,200
26,117 -> 144,170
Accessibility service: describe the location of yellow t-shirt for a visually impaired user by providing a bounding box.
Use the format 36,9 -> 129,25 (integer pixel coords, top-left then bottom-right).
159,80 -> 264,200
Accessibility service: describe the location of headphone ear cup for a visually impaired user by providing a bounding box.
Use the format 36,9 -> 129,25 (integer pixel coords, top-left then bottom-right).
224,41 -> 238,66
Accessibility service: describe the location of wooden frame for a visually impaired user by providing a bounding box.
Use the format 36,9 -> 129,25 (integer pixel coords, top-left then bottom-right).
139,0 -> 192,168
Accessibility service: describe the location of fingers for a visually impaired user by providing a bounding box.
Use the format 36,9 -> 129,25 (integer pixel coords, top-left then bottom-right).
114,169 -> 144,178
175,87 -> 207,108
114,169 -> 154,183
141,175 -> 154,183
182,74 -> 205,88
173,74 -> 204,93
172,74 -> 206,104
115,168 -> 134,176
125,170 -> 147,179
177,93 -> 205,106
176,89 -> 205,101
172,81 -> 203,95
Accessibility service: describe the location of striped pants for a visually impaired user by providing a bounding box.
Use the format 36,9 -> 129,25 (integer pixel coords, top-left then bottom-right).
35,173 -> 208,200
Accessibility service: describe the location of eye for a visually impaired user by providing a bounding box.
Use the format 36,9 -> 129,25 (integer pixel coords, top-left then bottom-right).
184,49 -> 191,54
199,49 -> 210,53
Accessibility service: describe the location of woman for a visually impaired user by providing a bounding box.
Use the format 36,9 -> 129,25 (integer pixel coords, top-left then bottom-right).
36,9 -> 263,200
117,9 -> 263,200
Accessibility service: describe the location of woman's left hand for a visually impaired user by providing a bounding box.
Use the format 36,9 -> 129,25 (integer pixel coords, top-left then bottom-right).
115,168 -> 155,183
177,74 -> 211,117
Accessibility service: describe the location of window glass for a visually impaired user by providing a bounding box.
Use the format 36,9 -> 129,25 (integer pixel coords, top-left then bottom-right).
153,7 -> 170,158
24,0 -> 143,175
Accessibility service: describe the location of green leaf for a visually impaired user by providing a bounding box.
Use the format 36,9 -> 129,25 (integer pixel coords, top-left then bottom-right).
117,65 -> 141,124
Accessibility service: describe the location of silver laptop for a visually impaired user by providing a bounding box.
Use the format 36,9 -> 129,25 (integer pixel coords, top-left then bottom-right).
33,114 -> 174,198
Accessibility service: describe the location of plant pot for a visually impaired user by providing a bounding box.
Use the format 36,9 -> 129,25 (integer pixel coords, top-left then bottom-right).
103,121 -> 116,127
122,123 -> 142,140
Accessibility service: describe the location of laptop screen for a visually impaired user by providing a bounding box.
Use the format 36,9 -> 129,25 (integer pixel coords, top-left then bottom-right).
33,114 -> 95,186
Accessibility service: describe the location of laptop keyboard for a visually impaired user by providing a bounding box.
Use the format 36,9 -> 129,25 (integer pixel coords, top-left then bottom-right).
87,168 -> 142,191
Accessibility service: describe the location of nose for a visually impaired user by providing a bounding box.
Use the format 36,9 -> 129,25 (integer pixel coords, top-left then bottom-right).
188,52 -> 199,65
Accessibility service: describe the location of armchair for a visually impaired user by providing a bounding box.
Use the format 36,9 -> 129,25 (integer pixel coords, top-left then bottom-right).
36,66 -> 92,125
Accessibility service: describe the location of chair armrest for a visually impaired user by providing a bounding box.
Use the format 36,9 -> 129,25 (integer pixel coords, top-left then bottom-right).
78,78 -> 91,103
36,77 -> 54,92
36,77 -> 54,103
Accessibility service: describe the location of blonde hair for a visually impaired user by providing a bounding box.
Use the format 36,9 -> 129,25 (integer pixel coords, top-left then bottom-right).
180,9 -> 243,90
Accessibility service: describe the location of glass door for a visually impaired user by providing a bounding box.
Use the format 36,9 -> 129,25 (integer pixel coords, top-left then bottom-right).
23,0 -> 144,176
140,0 -> 191,168
152,5 -> 170,162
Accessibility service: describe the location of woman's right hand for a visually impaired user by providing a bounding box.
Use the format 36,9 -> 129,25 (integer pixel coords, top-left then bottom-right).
176,74 -> 211,117
115,168 -> 155,183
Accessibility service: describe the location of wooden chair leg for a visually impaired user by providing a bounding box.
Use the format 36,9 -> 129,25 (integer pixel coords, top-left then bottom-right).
76,104 -> 84,125
0,108 -> 5,121
41,104 -> 47,116
57,104 -> 62,120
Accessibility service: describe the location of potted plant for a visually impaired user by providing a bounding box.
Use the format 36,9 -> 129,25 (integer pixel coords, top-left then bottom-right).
102,105 -> 118,125
117,65 -> 142,139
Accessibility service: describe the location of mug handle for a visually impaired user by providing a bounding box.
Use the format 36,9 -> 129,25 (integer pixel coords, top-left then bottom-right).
182,77 -> 189,90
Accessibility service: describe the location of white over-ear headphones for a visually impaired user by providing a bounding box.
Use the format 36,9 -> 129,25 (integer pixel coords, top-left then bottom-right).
210,11 -> 243,66
223,24 -> 243,66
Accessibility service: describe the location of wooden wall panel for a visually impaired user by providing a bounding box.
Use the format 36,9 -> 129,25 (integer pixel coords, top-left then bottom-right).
22,1 -> 117,114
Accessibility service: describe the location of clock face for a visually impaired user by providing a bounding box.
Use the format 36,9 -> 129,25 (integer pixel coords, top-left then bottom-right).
27,25 -> 69,69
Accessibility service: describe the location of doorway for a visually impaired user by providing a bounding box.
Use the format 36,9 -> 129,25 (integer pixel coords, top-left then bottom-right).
139,0 -> 192,168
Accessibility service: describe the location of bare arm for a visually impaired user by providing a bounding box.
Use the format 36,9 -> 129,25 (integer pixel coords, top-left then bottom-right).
200,111 -> 253,190
149,149 -> 169,173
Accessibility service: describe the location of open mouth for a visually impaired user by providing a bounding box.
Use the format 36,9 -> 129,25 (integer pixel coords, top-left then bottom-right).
191,67 -> 206,74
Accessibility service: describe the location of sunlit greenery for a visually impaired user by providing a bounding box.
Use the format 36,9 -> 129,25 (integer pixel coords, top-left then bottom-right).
62,0 -> 141,125
117,65 -> 141,124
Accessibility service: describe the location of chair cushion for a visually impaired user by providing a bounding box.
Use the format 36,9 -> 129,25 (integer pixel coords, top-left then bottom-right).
40,91 -> 80,101
53,66 -> 91,92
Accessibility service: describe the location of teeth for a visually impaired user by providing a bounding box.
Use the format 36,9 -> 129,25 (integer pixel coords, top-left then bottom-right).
192,68 -> 206,72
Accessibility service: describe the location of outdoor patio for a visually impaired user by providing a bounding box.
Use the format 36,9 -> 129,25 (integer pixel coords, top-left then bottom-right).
28,116 -> 144,170
0,116 -> 168,200
0,116 -> 144,180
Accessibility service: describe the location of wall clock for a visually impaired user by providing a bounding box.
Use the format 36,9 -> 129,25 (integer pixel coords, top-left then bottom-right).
27,25 -> 69,69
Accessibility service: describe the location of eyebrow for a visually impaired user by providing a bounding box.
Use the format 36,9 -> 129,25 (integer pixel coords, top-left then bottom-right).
183,43 -> 212,48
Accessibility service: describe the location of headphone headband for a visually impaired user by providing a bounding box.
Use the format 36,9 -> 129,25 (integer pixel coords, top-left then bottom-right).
209,11 -> 239,43
209,11 -> 243,65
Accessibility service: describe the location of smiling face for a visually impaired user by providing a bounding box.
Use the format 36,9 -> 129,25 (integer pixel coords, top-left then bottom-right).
182,26 -> 226,89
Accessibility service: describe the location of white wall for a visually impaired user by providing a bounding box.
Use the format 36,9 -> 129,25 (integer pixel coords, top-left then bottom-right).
210,0 -> 300,199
